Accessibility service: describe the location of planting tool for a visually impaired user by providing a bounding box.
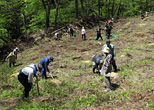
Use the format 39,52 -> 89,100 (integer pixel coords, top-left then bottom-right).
36,76 -> 40,95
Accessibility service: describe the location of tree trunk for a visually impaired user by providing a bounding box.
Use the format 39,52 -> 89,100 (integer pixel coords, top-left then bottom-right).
41,0 -> 52,28
111,0 -> 114,17
146,0 -> 149,11
86,0 -> 89,16
131,0 -> 134,7
80,0 -> 85,16
75,0 -> 78,19
46,0 -> 52,28
21,13 -> 27,34
54,0 -> 60,26
117,0 -> 122,17
108,0 -> 111,18
98,0 -> 101,16
41,0 -> 47,10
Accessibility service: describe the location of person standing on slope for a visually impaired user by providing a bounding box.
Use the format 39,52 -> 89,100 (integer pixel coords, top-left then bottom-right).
81,27 -> 86,40
102,40 -> 117,72
101,47 -> 112,92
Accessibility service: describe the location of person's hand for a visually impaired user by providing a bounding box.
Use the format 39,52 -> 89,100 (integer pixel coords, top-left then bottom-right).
105,70 -> 107,74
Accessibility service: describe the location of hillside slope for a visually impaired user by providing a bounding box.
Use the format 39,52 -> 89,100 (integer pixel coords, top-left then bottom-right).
0,16 -> 154,110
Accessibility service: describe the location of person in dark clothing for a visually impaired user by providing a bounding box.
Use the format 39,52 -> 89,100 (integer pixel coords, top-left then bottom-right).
141,14 -> 144,20
18,64 -> 42,99
102,40 -> 117,72
105,20 -> 113,39
92,54 -> 103,73
96,26 -> 103,40
39,56 -> 54,79
70,27 -> 74,36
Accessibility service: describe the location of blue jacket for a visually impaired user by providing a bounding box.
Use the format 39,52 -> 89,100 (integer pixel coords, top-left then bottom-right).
39,56 -> 51,73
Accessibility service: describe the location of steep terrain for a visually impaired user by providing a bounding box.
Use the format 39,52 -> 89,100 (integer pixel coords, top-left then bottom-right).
0,15 -> 154,110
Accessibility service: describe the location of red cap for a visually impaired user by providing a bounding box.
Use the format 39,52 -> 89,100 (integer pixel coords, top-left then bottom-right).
108,20 -> 111,24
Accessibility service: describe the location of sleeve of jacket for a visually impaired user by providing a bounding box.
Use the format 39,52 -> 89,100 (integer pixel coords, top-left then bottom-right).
45,58 -> 50,73
112,45 -> 116,57
104,54 -> 112,71
28,70 -> 33,83
102,45 -> 106,57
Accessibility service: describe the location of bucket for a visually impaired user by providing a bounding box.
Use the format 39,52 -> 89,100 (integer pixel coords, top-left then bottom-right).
112,34 -> 117,38
94,36 -> 97,40
73,31 -> 76,37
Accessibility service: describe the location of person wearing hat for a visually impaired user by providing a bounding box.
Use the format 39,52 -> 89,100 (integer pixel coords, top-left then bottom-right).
92,54 -> 103,74
81,27 -> 86,40
39,56 -> 54,79
104,20 -> 113,39
5,47 -> 20,68
102,40 -> 117,72
101,47 -> 112,92
18,64 -> 42,99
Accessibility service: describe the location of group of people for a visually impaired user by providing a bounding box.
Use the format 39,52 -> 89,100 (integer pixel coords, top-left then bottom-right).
141,11 -> 150,20
17,39 -> 117,98
18,56 -> 54,99
95,18 -> 114,40
56,17 -> 114,41
6,18 -> 117,99
92,40 -> 117,92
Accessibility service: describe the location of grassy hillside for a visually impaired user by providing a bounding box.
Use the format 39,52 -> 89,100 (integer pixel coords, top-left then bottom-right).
0,16 -> 154,110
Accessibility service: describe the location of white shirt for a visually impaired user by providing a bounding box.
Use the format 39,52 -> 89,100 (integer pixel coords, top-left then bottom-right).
81,28 -> 86,34
22,64 -> 35,83
55,33 -> 58,38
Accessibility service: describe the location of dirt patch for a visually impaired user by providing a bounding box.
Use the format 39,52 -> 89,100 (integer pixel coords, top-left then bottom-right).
111,72 -> 119,79
10,72 -> 19,77
124,22 -> 131,26
82,60 -> 91,64
139,24 -> 147,27
47,79 -> 62,86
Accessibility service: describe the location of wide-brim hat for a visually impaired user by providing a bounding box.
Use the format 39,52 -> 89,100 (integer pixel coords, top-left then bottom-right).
103,47 -> 110,53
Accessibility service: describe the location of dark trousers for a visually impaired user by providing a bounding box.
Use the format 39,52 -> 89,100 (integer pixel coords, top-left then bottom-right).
105,76 -> 111,89
70,31 -> 73,36
82,34 -> 86,40
96,32 -> 103,40
92,63 -> 102,73
106,30 -> 111,39
112,58 -> 117,72
9,62 -> 15,68
18,73 -> 32,98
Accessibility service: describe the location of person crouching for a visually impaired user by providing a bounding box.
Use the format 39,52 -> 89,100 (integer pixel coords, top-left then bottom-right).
18,64 -> 42,99
92,54 -> 103,74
